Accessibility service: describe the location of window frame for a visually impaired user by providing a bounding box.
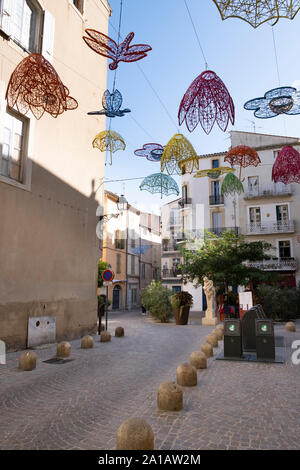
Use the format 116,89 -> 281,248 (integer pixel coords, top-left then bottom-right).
278,240 -> 292,259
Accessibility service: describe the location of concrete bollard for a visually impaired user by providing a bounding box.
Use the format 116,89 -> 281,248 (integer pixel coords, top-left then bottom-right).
190,351 -> 207,369
201,342 -> 213,358
81,336 -> 94,349
206,333 -> 218,348
176,363 -> 197,387
116,417 -> 154,450
100,331 -> 111,342
19,351 -> 37,371
115,327 -> 125,337
213,328 -> 223,341
56,341 -> 71,358
286,321 -> 296,332
157,382 -> 183,411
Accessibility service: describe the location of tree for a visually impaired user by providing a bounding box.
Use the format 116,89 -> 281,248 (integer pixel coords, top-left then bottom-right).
180,230 -> 279,296
141,281 -> 173,323
98,260 -> 109,288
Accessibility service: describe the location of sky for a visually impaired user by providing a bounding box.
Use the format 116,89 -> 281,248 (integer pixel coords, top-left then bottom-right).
97,0 -> 300,214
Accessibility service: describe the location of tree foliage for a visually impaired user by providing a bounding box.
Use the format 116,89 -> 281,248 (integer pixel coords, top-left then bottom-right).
98,260 -> 109,288
180,230 -> 279,294
256,284 -> 300,321
141,281 -> 173,323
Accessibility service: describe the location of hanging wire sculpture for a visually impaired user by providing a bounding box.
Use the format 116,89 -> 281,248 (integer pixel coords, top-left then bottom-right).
88,89 -> 130,117
134,143 -> 165,162
224,145 -> 261,180
139,173 -> 180,199
212,1 -> 300,28
5,53 -> 78,119
221,173 -> 244,196
178,70 -> 234,134
194,167 -> 235,179
83,30 -> 152,70
272,146 -> 300,184
131,245 -> 151,255
92,130 -> 125,165
161,134 -> 199,175
244,86 -> 300,119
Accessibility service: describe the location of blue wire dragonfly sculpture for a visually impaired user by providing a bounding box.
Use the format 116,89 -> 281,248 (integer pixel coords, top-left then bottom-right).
88,89 -> 131,117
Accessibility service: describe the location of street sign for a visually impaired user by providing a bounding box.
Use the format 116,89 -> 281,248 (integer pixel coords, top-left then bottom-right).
102,269 -> 114,282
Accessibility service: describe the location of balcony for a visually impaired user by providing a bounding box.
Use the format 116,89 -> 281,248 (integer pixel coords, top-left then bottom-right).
209,195 -> 224,205
244,184 -> 293,199
162,268 -> 182,279
208,227 -> 240,236
246,258 -> 297,271
246,220 -> 295,235
178,197 -> 192,208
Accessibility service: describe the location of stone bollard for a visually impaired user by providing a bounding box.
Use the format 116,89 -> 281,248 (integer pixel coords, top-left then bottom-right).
216,324 -> 224,332
115,327 -> 125,337
116,417 -> 154,450
81,336 -> 94,349
206,333 -> 218,348
100,331 -> 111,342
19,351 -> 37,371
190,351 -> 207,369
176,363 -> 197,387
213,328 -> 223,341
285,321 -> 296,332
157,382 -> 183,411
201,342 -> 213,358
57,341 -> 71,358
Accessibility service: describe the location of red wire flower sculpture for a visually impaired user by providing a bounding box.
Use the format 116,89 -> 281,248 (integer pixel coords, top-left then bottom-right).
224,145 -> 261,180
83,30 -> 152,70
178,70 -> 234,134
272,146 -> 300,184
6,53 -> 78,120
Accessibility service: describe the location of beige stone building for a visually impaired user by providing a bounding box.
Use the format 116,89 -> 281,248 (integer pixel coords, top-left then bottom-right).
0,0 -> 110,349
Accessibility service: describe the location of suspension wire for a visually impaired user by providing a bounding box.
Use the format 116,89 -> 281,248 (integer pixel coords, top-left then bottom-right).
271,26 -> 288,138
183,0 -> 208,70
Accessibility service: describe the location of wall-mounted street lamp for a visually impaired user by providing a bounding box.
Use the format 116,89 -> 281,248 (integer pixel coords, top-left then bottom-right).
99,194 -> 128,223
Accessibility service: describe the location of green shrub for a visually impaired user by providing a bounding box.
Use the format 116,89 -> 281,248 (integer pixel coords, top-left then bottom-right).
256,284 -> 299,321
141,281 -> 172,323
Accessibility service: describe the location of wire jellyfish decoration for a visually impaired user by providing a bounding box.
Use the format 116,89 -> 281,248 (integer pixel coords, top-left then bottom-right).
134,143 -> 165,162
161,134 -> 199,175
224,145 -> 261,180
244,86 -> 300,119
139,173 -> 180,199
92,130 -> 125,165
212,0 -> 300,28
5,53 -> 78,119
88,89 -> 130,117
272,146 -> 300,184
83,30 -> 152,70
178,70 -> 234,134
194,167 -> 235,179
221,173 -> 244,196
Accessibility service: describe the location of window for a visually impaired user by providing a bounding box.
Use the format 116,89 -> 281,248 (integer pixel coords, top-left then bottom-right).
212,159 -> 219,169
115,230 -> 124,249
131,255 -> 135,275
116,253 -> 121,274
279,241 -> 291,259
72,0 -> 84,15
249,207 -> 261,225
1,0 -> 43,53
141,263 -> 145,279
172,286 -> 181,294
273,150 -> 280,160
182,185 -> 188,203
248,176 -> 259,194
1,110 -> 28,183
276,205 -> 289,223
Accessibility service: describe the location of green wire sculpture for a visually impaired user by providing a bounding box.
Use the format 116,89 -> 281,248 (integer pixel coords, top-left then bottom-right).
139,173 -> 179,199
221,173 -> 244,196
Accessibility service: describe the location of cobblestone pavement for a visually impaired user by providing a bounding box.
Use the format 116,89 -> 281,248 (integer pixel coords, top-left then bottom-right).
0,311 -> 299,450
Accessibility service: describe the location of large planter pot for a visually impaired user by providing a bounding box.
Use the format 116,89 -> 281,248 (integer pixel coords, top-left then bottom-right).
173,305 -> 190,325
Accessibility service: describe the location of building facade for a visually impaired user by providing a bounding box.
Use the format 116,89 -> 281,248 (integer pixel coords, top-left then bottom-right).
0,0 -> 110,349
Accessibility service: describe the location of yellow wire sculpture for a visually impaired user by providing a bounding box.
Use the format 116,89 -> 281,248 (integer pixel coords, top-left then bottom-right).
212,0 -> 300,28
194,167 -> 235,179
161,134 -> 199,175
92,130 -> 125,164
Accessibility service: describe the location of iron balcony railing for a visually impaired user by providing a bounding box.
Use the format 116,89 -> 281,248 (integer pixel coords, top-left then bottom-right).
246,258 -> 297,271
209,194 -> 224,205
244,184 -> 293,199
178,198 -> 192,208
162,268 -> 182,278
208,227 -> 240,236
246,220 -> 295,234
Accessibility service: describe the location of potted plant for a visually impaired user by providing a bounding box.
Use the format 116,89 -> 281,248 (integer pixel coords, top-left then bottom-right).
171,291 -> 193,325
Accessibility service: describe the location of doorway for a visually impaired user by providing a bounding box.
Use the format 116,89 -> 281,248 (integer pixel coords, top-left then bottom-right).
112,285 -> 122,310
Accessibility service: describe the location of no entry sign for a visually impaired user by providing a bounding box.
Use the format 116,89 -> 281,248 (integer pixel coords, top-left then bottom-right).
102,269 -> 114,282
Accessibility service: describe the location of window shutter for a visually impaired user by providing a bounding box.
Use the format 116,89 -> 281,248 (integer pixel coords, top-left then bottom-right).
21,1 -> 32,50
42,10 -> 55,63
1,0 -> 13,36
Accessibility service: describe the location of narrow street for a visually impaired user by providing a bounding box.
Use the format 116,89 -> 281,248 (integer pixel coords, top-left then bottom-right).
0,311 -> 299,450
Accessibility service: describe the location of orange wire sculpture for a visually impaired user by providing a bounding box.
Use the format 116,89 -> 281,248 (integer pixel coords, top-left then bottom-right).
224,145 -> 261,180
6,54 -> 78,120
